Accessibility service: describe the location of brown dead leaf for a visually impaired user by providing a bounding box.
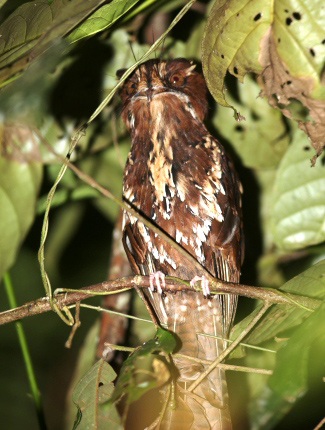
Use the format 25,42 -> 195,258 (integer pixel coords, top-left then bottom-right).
1,123 -> 41,163
259,26 -> 325,165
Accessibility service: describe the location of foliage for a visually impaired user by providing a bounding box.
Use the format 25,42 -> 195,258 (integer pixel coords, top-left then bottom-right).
0,0 -> 324,429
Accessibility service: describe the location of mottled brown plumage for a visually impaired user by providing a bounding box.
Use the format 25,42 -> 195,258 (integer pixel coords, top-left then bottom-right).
118,58 -> 244,429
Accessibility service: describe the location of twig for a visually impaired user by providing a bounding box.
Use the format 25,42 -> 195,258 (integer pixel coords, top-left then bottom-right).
314,417 -> 325,430
197,332 -> 276,353
175,353 -> 272,375
187,303 -> 271,392
65,302 -> 81,348
0,277 -> 321,327
69,303 -> 152,324
105,343 -> 273,376
134,284 -> 160,328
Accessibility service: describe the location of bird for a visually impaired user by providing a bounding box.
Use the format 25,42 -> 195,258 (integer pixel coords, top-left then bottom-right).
117,58 -> 244,430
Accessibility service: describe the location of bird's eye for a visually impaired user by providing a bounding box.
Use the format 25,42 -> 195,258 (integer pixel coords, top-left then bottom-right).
170,73 -> 185,86
125,81 -> 137,95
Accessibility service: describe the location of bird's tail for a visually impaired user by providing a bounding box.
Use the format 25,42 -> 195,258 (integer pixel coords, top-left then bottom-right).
146,289 -> 235,430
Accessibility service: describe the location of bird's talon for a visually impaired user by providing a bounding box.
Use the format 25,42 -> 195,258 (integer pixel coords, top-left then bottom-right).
149,271 -> 166,294
190,275 -> 210,298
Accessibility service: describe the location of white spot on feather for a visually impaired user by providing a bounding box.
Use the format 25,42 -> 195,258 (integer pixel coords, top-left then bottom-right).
152,247 -> 159,259
189,205 -> 199,216
176,186 -> 185,202
128,114 -> 135,129
176,229 -> 182,243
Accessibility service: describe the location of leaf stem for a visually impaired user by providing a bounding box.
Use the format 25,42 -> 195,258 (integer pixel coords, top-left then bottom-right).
3,272 -> 47,430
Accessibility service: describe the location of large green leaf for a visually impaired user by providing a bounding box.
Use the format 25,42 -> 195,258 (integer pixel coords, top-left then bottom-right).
244,348 -> 293,430
230,259 -> 325,347
248,384 -> 294,430
65,322 -> 99,429
0,133 -> 42,280
272,127 -> 325,251
202,0 -> 270,108
72,359 -> 122,430
213,76 -> 289,168
0,0 -> 106,83
68,0 -> 140,43
0,41 -> 67,120
202,0 -> 325,161
202,0 -> 325,106
234,264 -> 325,427
269,300 -> 325,399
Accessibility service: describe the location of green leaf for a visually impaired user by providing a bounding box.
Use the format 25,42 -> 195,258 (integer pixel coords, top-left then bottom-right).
155,326 -> 178,354
244,347 -> 293,430
269,300 -> 325,399
0,153 -> 42,281
0,41 -> 67,120
68,0 -> 140,43
72,359 -> 122,430
110,328 -> 176,405
0,0 -> 53,66
202,0 -> 325,107
249,384 -> 293,430
202,1 -> 325,160
272,127 -> 325,251
213,76 -> 289,168
66,321 -> 100,429
0,0 -> 106,83
230,260 -> 325,347
202,0 -> 271,109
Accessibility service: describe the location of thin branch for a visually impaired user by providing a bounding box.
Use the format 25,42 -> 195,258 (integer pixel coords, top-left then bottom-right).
0,276 -> 321,327
314,417 -> 325,430
81,308 -> 276,355
187,303 -> 271,392
70,303 -> 152,324
175,354 -> 273,375
65,302 -> 81,348
196,332 -> 276,354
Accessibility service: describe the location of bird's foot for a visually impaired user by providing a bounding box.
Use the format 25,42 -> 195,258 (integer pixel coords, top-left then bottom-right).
149,271 -> 166,294
190,275 -> 210,298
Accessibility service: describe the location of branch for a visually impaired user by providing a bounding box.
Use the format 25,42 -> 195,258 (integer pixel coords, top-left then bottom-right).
0,275 -> 321,326
187,303 -> 271,392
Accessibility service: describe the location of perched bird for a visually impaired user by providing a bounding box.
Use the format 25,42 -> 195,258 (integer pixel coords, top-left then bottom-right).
118,58 -> 244,429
